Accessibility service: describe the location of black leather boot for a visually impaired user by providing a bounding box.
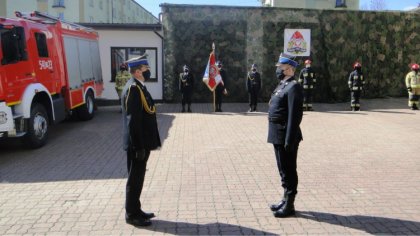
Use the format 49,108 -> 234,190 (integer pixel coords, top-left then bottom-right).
182,105 -> 185,113
273,195 -> 295,218
270,191 -> 286,211
188,105 -> 192,112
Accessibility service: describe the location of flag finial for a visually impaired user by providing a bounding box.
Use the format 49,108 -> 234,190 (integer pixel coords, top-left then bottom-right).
212,42 -> 215,51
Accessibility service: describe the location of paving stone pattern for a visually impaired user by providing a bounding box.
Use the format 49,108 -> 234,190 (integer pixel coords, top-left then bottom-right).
0,98 -> 419,235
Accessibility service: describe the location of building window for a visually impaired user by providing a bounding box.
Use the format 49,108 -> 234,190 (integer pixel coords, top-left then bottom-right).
52,0 -> 65,8
89,16 -> 94,22
89,0 -> 94,7
58,12 -> 64,20
35,33 -> 49,57
99,0 -> 103,10
0,26 -> 28,65
110,47 -> 158,82
335,0 -> 347,8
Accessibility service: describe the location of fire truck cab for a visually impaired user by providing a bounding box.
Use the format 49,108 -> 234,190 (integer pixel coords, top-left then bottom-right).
0,11 -> 103,148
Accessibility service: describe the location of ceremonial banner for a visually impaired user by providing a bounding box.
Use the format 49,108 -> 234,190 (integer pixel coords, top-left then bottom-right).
202,44 -> 222,91
284,29 -> 311,57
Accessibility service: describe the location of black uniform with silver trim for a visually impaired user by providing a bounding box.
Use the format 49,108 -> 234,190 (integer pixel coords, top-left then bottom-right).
268,77 -> 303,198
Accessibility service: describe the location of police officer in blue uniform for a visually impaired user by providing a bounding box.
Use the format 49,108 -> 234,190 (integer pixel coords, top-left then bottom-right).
121,55 -> 161,227
247,64 -> 262,112
215,61 -> 228,112
268,53 -> 303,218
179,65 -> 195,112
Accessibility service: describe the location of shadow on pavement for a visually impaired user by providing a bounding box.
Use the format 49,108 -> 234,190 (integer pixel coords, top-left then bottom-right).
298,211 -> 420,235
141,220 -> 276,235
0,107 -> 175,183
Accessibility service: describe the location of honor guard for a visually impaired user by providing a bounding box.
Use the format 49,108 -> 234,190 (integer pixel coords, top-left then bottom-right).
298,59 -> 316,111
215,61 -> 228,112
121,54 -> 161,227
246,64 -> 262,112
268,53 -> 303,218
405,63 -> 420,110
348,62 -> 365,111
179,65 -> 195,112
115,63 -> 131,100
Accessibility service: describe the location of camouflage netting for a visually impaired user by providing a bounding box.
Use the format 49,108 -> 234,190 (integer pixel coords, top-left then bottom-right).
161,4 -> 419,103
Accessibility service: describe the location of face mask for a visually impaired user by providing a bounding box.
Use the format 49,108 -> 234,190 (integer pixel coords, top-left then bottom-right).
142,70 -> 151,81
306,64 -> 310,68
184,69 -> 189,73
276,68 -> 285,80
252,69 -> 256,72
217,65 -> 222,69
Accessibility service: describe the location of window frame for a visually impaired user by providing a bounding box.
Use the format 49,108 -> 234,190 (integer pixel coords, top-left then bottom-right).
110,47 -> 158,83
34,32 -> 49,58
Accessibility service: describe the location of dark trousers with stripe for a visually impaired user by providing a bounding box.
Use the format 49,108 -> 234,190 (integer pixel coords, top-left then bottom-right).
273,144 -> 299,196
126,147 -> 150,217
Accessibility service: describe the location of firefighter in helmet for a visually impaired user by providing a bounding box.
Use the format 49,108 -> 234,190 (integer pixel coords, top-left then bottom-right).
115,63 -> 131,100
405,63 -> 420,110
348,62 -> 365,111
298,59 -> 316,111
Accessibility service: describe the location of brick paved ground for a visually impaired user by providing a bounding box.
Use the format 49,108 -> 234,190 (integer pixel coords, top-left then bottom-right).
1,98 -> 420,235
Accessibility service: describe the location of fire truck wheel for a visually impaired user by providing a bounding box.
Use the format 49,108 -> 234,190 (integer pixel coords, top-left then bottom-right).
24,104 -> 49,149
78,91 -> 95,121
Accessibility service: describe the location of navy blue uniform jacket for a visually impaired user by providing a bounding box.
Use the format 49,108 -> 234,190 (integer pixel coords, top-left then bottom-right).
267,77 -> 303,145
126,79 -> 161,151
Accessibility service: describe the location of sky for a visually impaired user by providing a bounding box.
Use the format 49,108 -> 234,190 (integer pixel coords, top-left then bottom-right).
136,0 -> 419,18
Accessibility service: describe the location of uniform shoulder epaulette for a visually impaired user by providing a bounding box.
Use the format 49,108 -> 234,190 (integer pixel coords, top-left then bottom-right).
130,82 -> 137,87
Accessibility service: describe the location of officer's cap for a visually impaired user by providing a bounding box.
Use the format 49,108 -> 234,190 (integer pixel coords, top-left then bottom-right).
183,65 -> 189,70
276,53 -> 298,68
216,61 -> 222,66
126,54 -> 149,68
251,64 -> 257,69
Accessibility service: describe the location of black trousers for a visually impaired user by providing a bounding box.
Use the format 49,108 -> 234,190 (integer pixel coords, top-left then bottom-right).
273,144 -> 299,196
126,147 -> 150,217
249,89 -> 259,108
351,90 -> 361,108
181,88 -> 192,107
303,88 -> 312,107
215,90 -> 223,109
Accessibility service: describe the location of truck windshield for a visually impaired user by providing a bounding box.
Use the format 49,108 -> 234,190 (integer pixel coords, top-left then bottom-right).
0,26 -> 28,65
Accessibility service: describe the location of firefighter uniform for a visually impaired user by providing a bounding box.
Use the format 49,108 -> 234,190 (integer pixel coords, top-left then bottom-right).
246,64 -> 262,112
298,60 -> 316,111
115,64 -> 131,99
215,61 -> 227,112
122,55 -> 161,227
179,65 -> 195,112
405,64 -> 420,110
268,53 -> 303,218
348,63 -> 365,111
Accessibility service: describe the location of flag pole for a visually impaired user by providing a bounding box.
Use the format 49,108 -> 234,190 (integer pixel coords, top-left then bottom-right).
212,42 -> 216,112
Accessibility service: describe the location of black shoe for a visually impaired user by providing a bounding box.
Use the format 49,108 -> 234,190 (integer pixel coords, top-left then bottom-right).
125,214 -> 152,227
307,107 -> 313,111
248,108 -> 253,112
140,210 -> 155,219
413,105 -> 419,110
188,109 -> 192,113
273,195 -> 296,218
181,109 -> 185,113
270,200 -> 285,212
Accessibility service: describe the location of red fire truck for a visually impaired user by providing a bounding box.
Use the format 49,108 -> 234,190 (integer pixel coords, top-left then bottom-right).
0,11 -> 103,148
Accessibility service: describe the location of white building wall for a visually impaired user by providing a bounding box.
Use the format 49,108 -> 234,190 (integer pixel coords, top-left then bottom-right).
5,0 -> 38,17
96,29 -> 163,100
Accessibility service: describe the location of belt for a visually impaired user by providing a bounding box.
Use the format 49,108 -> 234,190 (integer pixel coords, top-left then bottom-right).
268,117 -> 286,124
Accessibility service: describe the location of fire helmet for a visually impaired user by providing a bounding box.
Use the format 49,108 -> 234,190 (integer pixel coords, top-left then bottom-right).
411,64 -> 419,70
